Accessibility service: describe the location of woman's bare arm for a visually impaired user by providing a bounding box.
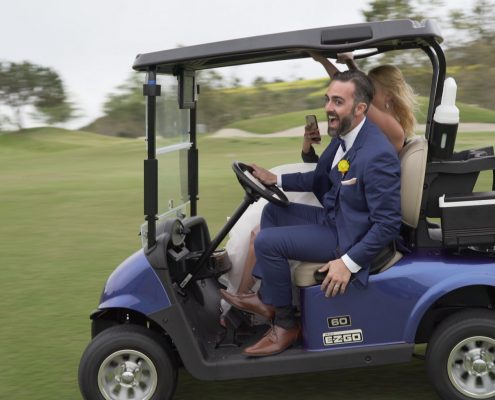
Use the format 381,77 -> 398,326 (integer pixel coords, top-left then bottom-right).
336,52 -> 358,70
309,52 -> 340,77
367,104 -> 405,152
310,51 -> 358,77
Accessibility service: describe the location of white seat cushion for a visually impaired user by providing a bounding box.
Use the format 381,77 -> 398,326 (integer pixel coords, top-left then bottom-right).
293,262 -> 325,287
293,252 -> 403,287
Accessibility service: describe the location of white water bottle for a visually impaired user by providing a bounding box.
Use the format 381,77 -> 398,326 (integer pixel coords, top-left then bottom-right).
431,77 -> 460,160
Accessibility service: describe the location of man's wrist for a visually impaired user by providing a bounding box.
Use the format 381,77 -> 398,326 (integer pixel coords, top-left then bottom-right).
302,145 -> 315,154
341,254 -> 361,273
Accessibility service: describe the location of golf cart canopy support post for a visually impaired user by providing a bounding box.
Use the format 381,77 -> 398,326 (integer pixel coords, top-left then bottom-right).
143,68 -> 160,249
189,105 -> 198,217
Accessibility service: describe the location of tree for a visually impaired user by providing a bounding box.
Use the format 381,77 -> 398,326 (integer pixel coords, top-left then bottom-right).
93,70 -> 229,137
0,61 -> 75,130
362,0 -> 445,23
362,0 -> 415,21
103,74 -> 144,120
360,0 -> 445,67
198,70 -> 225,89
449,0 -> 495,44
360,0 -> 495,109
84,74 -> 146,137
443,0 -> 495,109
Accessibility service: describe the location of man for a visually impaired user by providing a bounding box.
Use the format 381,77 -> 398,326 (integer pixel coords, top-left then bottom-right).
221,70 -> 401,357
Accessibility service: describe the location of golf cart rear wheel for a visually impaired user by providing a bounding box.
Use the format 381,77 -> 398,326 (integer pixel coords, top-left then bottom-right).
79,324 -> 178,400
426,309 -> 495,400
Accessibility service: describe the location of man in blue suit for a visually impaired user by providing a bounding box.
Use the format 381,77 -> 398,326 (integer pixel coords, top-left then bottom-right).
221,70 -> 401,357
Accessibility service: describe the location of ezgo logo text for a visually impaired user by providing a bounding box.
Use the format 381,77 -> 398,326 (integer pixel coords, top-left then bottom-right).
323,329 -> 363,346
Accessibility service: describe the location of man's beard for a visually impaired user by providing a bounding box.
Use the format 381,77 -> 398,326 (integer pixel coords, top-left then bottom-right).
327,106 -> 355,138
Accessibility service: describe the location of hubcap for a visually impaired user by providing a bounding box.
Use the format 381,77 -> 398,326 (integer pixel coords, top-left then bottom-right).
448,336 -> 495,399
98,349 -> 158,400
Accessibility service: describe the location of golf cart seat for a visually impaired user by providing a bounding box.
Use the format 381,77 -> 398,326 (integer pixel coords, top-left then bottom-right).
294,136 -> 428,287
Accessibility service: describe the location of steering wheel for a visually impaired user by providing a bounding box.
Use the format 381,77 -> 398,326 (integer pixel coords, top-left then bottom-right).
232,161 -> 289,207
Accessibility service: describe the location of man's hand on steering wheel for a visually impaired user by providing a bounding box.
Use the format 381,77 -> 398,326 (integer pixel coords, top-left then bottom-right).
232,161 -> 289,207
250,164 -> 277,185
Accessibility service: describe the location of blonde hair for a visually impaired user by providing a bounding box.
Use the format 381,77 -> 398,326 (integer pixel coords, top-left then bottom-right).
368,65 -> 417,138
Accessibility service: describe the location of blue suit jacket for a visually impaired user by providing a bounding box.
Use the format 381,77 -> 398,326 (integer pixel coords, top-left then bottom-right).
282,118 -> 401,285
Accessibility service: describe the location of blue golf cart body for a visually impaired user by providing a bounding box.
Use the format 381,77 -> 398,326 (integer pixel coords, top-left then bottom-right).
79,19 -> 495,400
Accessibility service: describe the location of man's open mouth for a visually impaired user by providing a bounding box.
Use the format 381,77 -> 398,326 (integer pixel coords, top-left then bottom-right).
328,115 -> 339,126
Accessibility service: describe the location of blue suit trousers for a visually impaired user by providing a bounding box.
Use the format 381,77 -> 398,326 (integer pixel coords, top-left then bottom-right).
252,202 -> 339,307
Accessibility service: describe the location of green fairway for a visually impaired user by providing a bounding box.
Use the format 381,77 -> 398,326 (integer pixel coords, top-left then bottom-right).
1,127 -> 494,399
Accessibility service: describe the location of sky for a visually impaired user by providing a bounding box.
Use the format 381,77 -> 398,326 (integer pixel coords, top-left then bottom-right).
1,0 -> 467,129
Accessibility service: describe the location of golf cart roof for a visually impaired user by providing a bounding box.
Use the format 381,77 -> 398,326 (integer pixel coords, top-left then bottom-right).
133,19 -> 443,73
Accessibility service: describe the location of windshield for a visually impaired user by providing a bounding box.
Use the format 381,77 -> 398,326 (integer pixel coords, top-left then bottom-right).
141,74 -> 191,245
155,74 -> 190,214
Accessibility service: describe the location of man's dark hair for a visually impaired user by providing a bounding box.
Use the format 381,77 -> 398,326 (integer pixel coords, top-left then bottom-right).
332,70 -> 374,112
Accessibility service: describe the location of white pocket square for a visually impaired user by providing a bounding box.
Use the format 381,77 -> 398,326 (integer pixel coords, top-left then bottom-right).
341,177 -> 357,186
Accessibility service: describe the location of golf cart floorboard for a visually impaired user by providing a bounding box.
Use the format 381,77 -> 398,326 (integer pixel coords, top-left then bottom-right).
191,324 -> 414,380
199,340 -> 413,380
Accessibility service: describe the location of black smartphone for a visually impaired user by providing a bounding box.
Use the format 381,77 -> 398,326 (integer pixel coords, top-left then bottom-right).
305,114 -> 321,143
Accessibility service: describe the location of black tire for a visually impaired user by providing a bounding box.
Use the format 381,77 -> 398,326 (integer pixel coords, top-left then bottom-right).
426,309 -> 495,400
78,324 -> 178,400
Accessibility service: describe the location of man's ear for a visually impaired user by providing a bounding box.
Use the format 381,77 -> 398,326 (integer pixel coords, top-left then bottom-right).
355,102 -> 368,116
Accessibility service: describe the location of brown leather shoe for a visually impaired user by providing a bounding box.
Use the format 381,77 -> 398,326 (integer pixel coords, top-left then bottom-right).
220,289 -> 275,320
243,324 -> 300,357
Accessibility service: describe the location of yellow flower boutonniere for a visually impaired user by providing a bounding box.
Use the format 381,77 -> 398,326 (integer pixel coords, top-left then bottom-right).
337,159 -> 350,175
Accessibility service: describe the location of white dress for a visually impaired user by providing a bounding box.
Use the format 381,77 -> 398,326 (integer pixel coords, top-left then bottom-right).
219,163 -> 321,316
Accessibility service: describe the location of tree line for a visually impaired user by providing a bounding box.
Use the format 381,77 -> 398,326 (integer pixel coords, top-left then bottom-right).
0,61 -> 76,130
0,0 -> 493,134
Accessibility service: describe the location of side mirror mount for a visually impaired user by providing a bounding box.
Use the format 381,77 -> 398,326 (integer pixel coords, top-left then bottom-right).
178,69 -> 196,109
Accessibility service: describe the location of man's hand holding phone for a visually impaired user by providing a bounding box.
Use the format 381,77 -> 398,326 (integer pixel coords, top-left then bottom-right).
303,115 -> 321,153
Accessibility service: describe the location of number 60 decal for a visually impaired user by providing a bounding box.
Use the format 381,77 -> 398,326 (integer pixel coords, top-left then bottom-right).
327,315 -> 351,328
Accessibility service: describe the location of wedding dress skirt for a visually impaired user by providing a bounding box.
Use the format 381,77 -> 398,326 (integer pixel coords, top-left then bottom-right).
219,163 -> 321,317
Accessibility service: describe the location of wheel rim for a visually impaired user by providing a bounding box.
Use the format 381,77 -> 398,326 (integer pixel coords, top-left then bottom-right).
447,336 -> 495,399
97,349 -> 158,400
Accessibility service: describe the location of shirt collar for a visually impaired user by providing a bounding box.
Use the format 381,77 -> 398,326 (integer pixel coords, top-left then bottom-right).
340,117 -> 365,153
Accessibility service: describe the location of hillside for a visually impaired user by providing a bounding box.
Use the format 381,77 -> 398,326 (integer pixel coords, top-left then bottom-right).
225,98 -> 495,134
0,127 -> 132,150
84,74 -> 495,137
82,115 -> 144,138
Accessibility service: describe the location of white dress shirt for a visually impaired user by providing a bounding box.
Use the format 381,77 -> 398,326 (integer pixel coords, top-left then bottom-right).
335,118 -> 366,273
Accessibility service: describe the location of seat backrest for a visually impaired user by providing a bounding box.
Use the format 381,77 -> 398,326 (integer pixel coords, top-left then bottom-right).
400,136 -> 428,228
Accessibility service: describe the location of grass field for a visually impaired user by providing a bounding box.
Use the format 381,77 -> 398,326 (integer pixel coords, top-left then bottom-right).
1,127 -> 494,399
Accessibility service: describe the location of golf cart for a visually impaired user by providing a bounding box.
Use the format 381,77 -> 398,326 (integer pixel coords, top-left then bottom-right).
79,19 -> 495,400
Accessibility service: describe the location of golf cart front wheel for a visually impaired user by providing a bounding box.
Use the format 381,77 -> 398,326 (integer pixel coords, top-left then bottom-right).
426,309 -> 495,400
78,324 -> 178,400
